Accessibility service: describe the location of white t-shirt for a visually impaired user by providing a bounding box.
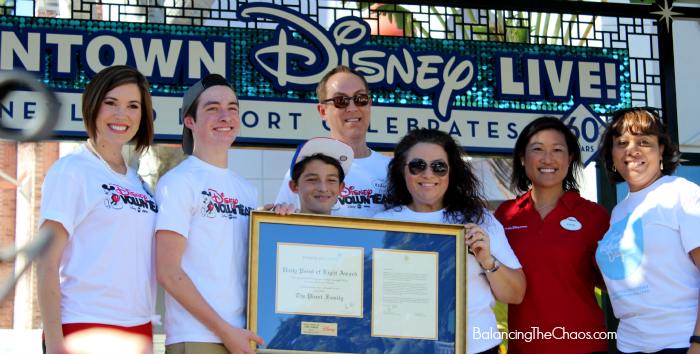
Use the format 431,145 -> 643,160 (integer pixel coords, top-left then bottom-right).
38,144 -> 159,327
596,176 -> 700,353
372,207 -> 521,354
155,156 -> 257,346
275,149 -> 391,218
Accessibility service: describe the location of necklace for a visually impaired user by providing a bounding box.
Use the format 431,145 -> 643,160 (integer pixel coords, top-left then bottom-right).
87,139 -> 128,180
535,191 -> 565,211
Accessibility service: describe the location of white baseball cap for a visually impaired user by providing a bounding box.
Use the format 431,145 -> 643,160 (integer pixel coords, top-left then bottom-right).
290,138 -> 354,180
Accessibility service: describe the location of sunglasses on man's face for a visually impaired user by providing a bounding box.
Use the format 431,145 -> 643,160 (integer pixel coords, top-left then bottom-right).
405,159 -> 449,177
322,94 -> 371,109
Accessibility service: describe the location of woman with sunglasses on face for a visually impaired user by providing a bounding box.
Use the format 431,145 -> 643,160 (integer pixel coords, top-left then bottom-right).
373,128 -> 526,354
597,108 -> 700,354
494,117 -> 610,354
37,66 -> 158,354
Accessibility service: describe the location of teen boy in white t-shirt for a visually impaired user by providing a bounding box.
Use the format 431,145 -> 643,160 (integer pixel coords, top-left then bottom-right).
272,66 -> 390,217
155,74 -> 264,354
278,138 -> 354,216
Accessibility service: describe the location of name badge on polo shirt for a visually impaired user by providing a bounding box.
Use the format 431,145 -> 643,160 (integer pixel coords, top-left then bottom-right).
560,217 -> 582,231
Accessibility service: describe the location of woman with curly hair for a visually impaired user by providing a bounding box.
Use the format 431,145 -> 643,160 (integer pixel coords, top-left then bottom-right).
373,128 -> 526,354
597,108 -> 700,354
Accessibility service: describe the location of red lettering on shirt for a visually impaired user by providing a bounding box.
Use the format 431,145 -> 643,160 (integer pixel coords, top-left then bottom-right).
339,186 -> 373,197
110,184 -> 148,202
209,189 -> 239,208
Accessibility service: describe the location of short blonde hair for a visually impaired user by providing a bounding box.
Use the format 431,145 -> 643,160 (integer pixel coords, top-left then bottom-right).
316,65 -> 370,103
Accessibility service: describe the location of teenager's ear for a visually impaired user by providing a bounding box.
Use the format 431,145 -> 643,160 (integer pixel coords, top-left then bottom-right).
184,115 -> 196,130
338,181 -> 345,194
289,179 -> 299,194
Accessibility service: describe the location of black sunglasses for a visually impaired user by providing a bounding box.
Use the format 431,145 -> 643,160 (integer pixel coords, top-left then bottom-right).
322,94 -> 370,109
405,159 -> 449,177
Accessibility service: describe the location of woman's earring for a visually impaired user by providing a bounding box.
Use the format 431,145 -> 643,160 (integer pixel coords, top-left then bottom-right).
660,161 -> 664,171
612,164 -> 617,172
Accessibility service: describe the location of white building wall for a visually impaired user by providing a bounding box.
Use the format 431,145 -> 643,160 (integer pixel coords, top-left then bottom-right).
674,20 -> 700,153
227,148 -> 296,207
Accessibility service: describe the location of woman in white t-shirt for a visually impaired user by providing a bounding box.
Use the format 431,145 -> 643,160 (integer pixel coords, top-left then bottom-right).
597,107 -> 700,354
37,65 -> 158,354
373,128 -> 526,354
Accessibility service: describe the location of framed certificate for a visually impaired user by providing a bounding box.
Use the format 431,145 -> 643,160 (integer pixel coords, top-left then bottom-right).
248,211 -> 467,354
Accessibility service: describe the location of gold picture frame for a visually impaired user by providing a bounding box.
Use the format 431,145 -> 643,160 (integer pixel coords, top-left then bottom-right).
247,210 -> 468,354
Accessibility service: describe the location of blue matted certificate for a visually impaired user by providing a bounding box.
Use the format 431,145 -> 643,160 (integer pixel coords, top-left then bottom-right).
247,211 -> 467,354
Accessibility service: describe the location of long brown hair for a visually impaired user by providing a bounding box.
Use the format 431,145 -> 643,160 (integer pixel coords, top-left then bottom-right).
82,65 -> 154,155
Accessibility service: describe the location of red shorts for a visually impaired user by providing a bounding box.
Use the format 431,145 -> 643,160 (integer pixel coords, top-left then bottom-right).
42,322 -> 153,344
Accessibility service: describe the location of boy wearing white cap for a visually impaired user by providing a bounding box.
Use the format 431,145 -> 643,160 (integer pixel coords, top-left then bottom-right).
281,137 -> 353,215
271,66 -> 391,217
154,74 -> 264,354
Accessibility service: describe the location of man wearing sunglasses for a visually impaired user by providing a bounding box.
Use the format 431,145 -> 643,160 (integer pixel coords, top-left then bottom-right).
270,65 -> 391,218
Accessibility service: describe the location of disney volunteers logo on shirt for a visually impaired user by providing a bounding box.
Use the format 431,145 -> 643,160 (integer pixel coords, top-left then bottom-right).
596,214 -> 644,280
201,189 -> 253,219
101,184 -> 158,213
340,186 -> 373,197
337,186 -> 384,209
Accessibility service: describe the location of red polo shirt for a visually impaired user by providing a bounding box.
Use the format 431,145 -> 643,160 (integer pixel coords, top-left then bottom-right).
494,191 -> 609,354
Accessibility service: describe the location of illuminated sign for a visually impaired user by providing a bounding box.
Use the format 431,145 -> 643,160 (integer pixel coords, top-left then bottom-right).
0,10 -> 628,164
238,3 -> 621,122
0,27 -> 229,83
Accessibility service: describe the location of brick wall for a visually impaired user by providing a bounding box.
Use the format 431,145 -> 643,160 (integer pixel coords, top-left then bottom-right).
30,143 -> 59,328
0,142 -> 17,329
0,142 -> 59,329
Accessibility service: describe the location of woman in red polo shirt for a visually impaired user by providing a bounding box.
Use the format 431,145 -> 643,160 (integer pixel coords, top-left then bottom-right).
494,117 -> 609,354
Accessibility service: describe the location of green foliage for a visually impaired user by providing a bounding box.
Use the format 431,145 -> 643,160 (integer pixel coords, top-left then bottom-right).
494,301 -> 509,353
342,3 -> 602,46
